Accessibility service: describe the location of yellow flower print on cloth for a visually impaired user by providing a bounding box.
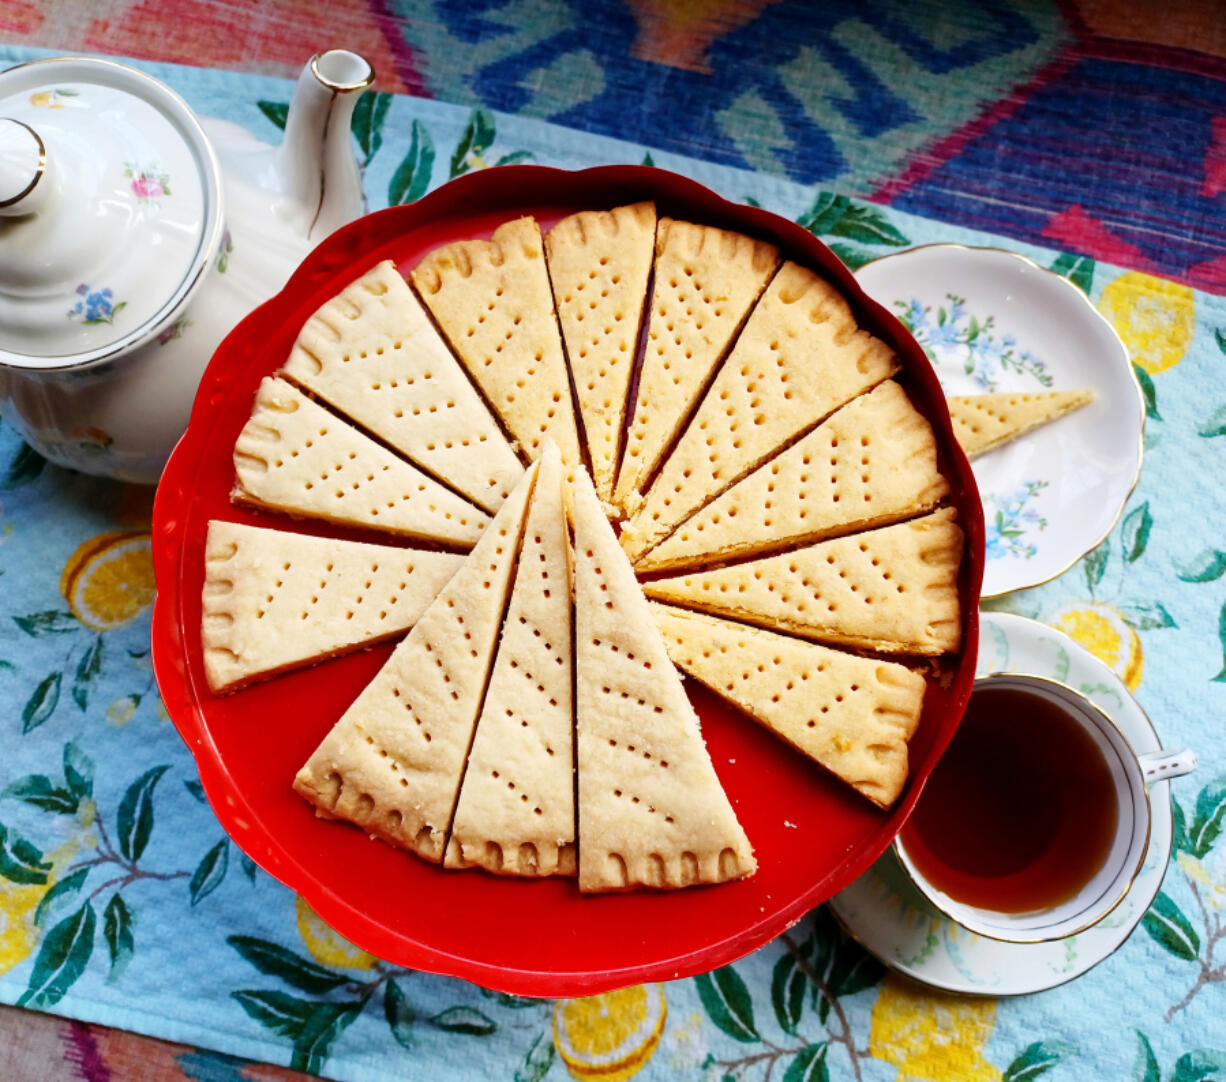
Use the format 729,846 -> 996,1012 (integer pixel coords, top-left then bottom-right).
0,879 -> 53,976
1176,852 -> 1226,911
554,983 -> 666,1081
60,531 -> 156,632
295,895 -> 376,971
0,833 -> 84,977
869,973 -> 1000,1082
1097,271 -> 1194,375
1051,602 -> 1144,691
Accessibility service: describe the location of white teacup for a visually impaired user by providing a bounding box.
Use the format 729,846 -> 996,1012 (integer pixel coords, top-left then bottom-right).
893,673 -> 1196,943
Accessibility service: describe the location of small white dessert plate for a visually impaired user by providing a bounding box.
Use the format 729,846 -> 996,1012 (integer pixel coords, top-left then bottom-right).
828,610 -> 1173,996
855,245 -> 1144,598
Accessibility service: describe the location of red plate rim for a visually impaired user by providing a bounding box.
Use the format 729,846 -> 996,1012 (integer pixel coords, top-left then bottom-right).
151,164 -> 984,997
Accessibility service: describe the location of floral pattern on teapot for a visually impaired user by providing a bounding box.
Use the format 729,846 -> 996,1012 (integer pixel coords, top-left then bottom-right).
216,229 -> 233,274
68,285 -> 126,326
28,87 -> 78,108
124,162 -> 171,202
156,317 -> 191,346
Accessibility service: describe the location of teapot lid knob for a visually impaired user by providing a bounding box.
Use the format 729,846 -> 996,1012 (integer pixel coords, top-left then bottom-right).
0,118 -> 50,216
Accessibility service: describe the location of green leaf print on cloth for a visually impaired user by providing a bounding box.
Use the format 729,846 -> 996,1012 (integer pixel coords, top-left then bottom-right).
1147,778 -> 1226,1019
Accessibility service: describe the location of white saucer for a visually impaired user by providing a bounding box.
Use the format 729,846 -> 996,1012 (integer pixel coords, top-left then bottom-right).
855,245 -> 1145,598
827,610 -> 1173,996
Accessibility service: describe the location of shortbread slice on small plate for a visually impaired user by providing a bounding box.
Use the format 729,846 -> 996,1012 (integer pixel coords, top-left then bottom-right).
645,508 -> 962,655
280,260 -> 523,515
446,443 -> 576,877
201,520 -> 463,694
620,262 -> 898,562
233,377 -> 488,546
293,458 -> 538,863
613,220 -> 778,515
636,380 -> 948,574
570,466 -> 755,892
948,389 -> 1094,459
546,202 -> 657,504
650,602 -> 925,809
412,217 -> 583,468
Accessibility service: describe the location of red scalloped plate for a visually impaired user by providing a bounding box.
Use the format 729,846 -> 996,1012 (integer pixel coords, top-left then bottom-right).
151,165 -> 984,997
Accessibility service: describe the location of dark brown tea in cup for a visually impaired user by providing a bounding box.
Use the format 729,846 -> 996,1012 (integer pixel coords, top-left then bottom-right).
898,682 -> 1121,914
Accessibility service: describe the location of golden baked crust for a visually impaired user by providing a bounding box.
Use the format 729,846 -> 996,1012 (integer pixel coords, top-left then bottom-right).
619,262 -> 898,563
412,217 -> 583,468
546,203 -> 657,503
645,508 -> 962,655
201,520 -> 462,694
292,460 -> 538,862
232,377 -> 488,546
613,219 -> 779,515
948,390 -> 1094,459
635,380 -> 948,573
445,444 -> 576,876
570,466 -> 755,891
280,260 -> 523,515
650,602 -> 926,808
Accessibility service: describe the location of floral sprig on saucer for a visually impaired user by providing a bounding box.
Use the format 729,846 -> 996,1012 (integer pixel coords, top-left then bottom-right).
895,294 -> 1052,390
124,162 -> 171,202
68,285 -> 126,326
984,480 -> 1049,560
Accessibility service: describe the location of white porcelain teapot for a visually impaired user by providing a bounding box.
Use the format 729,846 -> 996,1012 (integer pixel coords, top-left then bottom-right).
0,50 -> 374,482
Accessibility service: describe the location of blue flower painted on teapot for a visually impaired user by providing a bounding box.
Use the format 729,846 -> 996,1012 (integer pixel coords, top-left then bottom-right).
69,285 -> 127,326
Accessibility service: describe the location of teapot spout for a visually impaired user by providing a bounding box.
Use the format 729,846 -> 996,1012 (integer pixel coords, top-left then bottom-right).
277,50 -> 374,243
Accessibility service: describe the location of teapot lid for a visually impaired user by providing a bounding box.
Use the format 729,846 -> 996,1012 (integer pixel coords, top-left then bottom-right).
0,56 -> 224,370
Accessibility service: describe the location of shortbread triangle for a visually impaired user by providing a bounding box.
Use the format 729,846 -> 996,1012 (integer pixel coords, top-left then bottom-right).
650,603 -> 925,808
948,390 -> 1094,459
620,262 -> 899,562
292,459 -> 538,862
412,217 -> 583,468
232,377 -> 489,546
279,260 -> 524,515
635,381 -> 949,574
546,202 -> 657,503
645,508 -> 963,655
201,521 -> 463,694
569,467 -> 755,891
445,443 -> 575,876
613,220 -> 778,515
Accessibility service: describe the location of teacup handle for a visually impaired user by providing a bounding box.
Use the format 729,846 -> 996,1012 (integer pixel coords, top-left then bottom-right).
1138,749 -> 1198,783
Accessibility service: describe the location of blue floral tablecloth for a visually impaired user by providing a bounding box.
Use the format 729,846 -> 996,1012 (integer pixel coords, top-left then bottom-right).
2,43 -> 1226,1082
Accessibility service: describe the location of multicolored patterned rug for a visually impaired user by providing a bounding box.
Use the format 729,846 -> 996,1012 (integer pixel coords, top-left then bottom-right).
4,0 -> 1226,292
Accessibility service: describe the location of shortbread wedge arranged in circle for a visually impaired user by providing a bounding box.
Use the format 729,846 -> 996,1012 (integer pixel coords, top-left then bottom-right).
280,260 -> 524,514
203,201 -> 975,894
233,377 -> 489,546
644,508 -> 963,656
618,262 -> 899,563
613,219 -> 779,517
570,464 -> 755,891
201,521 -> 463,694
445,444 -> 577,877
412,217 -> 583,469
546,202 -> 657,505
293,459 -> 539,862
633,379 -> 950,574
650,602 -> 926,809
